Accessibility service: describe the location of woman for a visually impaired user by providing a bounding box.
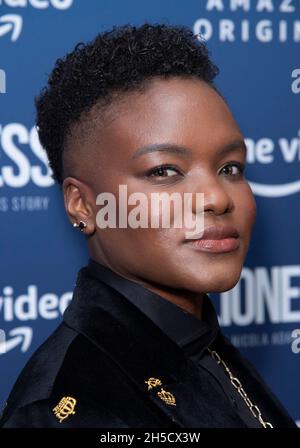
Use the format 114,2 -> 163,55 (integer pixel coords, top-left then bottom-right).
0,23 -> 296,428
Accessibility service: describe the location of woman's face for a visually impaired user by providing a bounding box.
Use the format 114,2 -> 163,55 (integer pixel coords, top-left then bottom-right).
67,77 -> 256,294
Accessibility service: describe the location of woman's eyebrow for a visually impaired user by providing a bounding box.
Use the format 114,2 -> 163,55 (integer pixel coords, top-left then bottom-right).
130,143 -> 192,160
130,139 -> 246,160
218,139 -> 247,157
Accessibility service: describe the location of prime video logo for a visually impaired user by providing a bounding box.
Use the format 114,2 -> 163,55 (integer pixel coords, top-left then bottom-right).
0,69 -> 6,93
245,134 -> 300,197
0,0 -> 74,42
0,284 -> 72,354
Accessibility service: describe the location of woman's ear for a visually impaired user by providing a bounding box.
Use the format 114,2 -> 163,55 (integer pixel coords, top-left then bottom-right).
62,177 -> 96,236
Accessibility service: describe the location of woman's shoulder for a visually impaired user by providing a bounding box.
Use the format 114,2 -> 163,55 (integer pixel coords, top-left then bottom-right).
0,322 -> 128,428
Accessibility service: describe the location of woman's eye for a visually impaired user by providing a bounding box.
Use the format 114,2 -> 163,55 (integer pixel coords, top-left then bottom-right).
220,163 -> 244,177
147,165 -> 181,178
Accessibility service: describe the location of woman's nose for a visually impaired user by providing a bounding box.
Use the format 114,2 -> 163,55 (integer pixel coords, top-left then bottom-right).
192,176 -> 234,216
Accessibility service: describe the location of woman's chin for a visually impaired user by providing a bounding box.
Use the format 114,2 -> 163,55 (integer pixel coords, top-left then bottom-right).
183,269 -> 242,294
204,274 -> 241,294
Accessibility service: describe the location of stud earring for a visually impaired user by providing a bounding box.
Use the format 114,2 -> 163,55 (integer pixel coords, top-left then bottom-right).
73,220 -> 87,232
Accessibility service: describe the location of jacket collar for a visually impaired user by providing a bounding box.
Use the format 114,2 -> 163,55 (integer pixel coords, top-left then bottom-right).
63,265 -> 246,427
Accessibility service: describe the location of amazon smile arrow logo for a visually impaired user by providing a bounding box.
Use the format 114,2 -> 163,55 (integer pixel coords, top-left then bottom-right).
249,180 -> 300,198
0,327 -> 33,354
0,14 -> 23,42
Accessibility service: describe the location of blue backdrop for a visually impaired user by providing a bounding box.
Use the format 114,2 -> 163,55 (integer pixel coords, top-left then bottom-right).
0,0 -> 299,425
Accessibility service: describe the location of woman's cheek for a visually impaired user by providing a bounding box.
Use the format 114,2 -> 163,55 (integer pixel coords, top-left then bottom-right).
246,187 -> 257,225
237,184 -> 256,222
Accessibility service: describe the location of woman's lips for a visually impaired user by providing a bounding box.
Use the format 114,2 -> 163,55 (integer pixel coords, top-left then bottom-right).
184,225 -> 240,254
186,237 -> 240,253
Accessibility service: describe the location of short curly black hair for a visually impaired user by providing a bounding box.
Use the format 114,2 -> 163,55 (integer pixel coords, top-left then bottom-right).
35,22 -> 219,185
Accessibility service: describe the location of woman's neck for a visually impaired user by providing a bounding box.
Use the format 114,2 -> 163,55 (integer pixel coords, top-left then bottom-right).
88,251 -> 204,320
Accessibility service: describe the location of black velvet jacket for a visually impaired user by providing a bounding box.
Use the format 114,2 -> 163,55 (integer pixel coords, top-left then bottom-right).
0,261 -> 296,428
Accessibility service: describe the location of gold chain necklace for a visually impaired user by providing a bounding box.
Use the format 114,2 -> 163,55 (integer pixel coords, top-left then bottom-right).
207,348 -> 273,428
